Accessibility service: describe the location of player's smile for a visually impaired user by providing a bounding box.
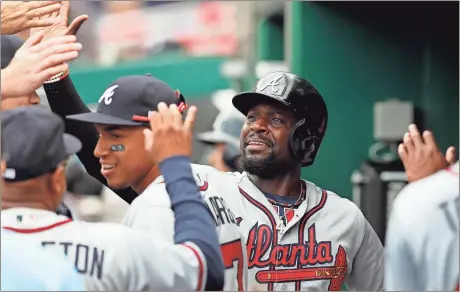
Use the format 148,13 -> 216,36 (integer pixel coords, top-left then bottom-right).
100,160 -> 116,177
244,137 -> 273,153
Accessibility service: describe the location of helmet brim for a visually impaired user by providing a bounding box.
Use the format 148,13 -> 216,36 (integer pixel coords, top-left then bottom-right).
232,92 -> 291,116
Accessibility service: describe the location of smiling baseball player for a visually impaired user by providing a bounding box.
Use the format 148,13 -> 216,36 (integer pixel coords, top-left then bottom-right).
47,75 -> 246,290
1,106 -> 223,291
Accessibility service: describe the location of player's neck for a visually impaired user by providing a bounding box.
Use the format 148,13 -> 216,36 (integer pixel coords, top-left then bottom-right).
2,183 -> 58,211
132,164 -> 161,194
2,195 -> 57,212
249,170 -> 302,198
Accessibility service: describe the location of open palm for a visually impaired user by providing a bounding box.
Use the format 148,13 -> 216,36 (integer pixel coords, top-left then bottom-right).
30,1 -> 88,41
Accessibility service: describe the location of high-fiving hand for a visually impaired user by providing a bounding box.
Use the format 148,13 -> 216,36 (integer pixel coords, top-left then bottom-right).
1,32 -> 82,99
143,103 -> 198,164
1,1 -> 62,35
30,1 -> 88,40
398,124 -> 456,182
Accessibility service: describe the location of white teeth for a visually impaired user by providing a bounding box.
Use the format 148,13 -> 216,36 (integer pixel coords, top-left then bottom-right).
102,164 -> 115,170
249,142 -> 267,146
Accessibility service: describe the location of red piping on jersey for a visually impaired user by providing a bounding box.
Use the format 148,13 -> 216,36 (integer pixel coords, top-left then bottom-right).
199,181 -> 209,191
239,187 -> 277,291
2,218 -> 72,233
182,243 -> 205,291
445,165 -> 459,176
296,190 -> 327,290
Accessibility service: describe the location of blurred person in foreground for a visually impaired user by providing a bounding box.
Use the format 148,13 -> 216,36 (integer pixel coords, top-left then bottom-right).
1,106 -> 223,290
1,1 -> 62,36
385,124 -> 458,291
197,111 -> 244,172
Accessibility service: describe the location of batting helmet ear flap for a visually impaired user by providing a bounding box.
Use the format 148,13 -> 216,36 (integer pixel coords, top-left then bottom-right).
289,118 -> 320,167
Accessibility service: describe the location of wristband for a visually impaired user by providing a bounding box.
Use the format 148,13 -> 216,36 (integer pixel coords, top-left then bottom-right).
43,70 -> 69,84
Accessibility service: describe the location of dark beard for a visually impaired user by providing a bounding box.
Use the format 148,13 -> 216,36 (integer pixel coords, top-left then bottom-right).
240,151 -> 291,179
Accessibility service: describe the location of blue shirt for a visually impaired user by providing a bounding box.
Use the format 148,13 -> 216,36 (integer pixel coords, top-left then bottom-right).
1,230 -> 85,291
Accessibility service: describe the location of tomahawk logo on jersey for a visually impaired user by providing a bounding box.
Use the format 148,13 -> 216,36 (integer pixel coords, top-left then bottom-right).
122,168 -> 248,291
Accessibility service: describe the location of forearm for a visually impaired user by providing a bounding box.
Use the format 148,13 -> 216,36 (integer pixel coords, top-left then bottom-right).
44,75 -> 138,204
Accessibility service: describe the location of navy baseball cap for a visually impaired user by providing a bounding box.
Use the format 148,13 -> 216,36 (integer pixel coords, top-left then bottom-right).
67,75 -> 186,126
2,107 -> 82,182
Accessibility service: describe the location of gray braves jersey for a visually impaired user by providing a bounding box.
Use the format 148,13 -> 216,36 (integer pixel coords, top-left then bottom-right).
125,164 -> 384,291
123,175 -> 248,291
2,207 -> 206,291
385,162 -> 459,291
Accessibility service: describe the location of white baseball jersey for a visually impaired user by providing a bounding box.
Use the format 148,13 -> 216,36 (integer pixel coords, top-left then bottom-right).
125,164 -> 384,291
385,162 -> 459,291
2,229 -> 85,291
123,172 -> 248,291
1,207 -> 206,291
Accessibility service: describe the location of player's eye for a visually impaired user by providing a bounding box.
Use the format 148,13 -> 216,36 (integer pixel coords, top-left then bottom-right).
271,117 -> 283,125
107,131 -> 121,139
246,115 -> 257,123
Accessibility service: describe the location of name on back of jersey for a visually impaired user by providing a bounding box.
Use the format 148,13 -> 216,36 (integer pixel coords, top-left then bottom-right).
206,195 -> 239,227
42,241 -> 105,279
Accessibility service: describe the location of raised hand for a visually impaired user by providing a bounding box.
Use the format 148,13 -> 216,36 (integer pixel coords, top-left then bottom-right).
398,124 -> 456,182
1,1 -> 62,35
143,103 -> 198,164
30,1 -> 88,40
1,32 -> 82,99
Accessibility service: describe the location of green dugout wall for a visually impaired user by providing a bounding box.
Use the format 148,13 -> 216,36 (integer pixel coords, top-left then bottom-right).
286,1 -> 458,198
70,56 -> 230,104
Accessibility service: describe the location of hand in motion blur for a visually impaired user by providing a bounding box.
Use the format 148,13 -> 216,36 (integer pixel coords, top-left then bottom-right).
30,1 -> 88,40
1,32 -> 82,99
1,1 -> 62,35
398,124 -> 456,182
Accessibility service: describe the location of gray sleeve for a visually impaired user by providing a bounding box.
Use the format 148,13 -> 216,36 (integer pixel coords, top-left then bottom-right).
347,213 -> 385,291
385,211 -> 420,291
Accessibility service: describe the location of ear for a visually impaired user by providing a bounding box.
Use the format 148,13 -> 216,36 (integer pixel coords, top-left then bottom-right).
1,160 -> 5,174
49,166 -> 67,203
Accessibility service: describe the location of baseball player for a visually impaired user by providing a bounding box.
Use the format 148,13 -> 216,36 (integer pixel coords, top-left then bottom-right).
180,72 -> 386,291
386,124 -> 459,291
1,106 -> 224,291
53,75 -> 246,291
197,111 -> 245,172
2,229 -> 85,291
